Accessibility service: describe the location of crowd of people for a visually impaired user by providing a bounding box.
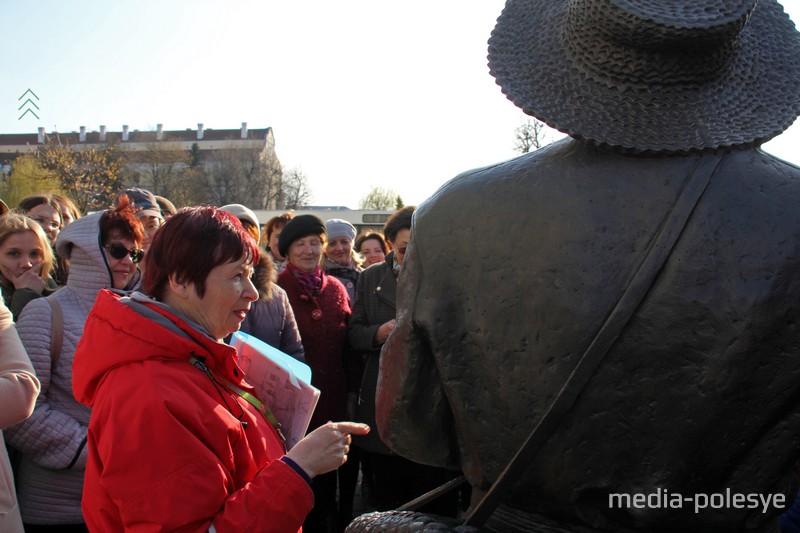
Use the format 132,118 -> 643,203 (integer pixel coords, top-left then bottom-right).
0,188 -> 460,533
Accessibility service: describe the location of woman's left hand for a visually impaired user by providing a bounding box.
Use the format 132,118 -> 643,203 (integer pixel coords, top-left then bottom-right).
286,421 -> 370,478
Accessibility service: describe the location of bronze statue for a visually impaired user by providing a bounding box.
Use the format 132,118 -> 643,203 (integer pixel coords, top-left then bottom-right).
349,0 -> 800,531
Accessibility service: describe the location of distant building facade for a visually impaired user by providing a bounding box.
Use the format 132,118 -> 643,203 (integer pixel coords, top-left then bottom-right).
0,123 -> 283,209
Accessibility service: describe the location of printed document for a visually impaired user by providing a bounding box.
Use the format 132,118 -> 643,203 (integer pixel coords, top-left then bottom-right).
230,331 -> 320,449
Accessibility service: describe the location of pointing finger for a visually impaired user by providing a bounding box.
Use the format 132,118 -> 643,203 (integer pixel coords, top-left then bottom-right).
332,422 -> 370,436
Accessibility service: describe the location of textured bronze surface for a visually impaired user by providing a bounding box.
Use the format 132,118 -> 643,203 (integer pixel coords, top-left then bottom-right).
376,139 -> 800,532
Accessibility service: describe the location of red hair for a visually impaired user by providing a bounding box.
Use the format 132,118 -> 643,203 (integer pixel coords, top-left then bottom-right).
143,206 -> 259,300
100,195 -> 144,246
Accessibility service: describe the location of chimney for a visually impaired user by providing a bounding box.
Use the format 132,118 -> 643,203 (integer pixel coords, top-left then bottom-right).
79,126 -> 86,142
37,127 -> 45,144
122,125 -> 129,142
197,123 -> 204,140
99,125 -> 107,142
241,122 -> 248,139
157,123 -> 163,141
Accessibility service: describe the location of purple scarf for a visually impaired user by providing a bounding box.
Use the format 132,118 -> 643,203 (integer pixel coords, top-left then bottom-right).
287,262 -> 323,296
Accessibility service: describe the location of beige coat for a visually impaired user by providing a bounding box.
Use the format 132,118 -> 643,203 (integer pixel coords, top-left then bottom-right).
0,298 -> 40,533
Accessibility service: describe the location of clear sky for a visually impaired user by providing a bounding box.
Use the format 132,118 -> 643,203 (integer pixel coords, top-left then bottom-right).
1,1 -> 799,208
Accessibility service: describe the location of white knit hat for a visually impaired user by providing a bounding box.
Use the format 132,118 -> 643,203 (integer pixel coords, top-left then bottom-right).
325,219 -> 356,242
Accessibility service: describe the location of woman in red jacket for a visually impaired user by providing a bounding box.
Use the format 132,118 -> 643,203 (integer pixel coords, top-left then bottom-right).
72,207 -> 368,533
276,214 -> 355,533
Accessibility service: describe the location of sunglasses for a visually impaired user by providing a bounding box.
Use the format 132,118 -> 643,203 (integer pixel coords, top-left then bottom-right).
105,243 -> 144,264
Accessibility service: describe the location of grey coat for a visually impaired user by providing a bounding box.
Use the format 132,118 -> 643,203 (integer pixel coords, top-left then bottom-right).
240,284 -> 305,362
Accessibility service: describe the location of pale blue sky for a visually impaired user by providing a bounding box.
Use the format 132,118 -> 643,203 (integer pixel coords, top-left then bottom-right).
1,1 -> 799,208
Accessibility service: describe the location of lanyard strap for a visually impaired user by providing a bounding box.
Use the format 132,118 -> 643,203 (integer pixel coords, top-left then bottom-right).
189,356 -> 285,443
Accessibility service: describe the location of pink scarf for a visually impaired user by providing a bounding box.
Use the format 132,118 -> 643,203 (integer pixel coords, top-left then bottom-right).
287,262 -> 323,296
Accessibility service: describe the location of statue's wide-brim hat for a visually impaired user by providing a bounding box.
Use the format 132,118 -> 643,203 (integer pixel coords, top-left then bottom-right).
488,0 -> 800,154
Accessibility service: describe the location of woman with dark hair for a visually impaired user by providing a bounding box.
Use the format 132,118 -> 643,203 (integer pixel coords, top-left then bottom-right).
0,214 -> 57,319
5,198 -> 143,531
70,206 -> 367,532
355,231 -> 388,269
348,206 -> 457,515
277,214 -> 354,533
263,212 -> 294,273
18,195 -> 62,247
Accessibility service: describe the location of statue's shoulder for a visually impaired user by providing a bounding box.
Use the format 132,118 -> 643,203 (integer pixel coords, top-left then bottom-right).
715,148 -> 800,205
733,147 -> 800,178
416,138 -> 581,221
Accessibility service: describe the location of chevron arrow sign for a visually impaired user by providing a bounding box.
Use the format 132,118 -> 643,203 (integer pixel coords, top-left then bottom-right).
18,89 -> 40,120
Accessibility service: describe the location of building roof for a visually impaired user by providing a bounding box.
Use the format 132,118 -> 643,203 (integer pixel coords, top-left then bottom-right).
0,125 -> 273,165
0,125 -> 271,148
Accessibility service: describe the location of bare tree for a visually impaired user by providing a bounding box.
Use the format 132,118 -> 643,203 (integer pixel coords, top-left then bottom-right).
168,166 -> 210,208
514,118 -> 549,154
128,137 -> 190,199
204,149 -> 242,206
239,147 -> 282,209
116,132 -> 283,209
279,168 -> 313,209
360,186 -> 399,210
203,146 -> 283,208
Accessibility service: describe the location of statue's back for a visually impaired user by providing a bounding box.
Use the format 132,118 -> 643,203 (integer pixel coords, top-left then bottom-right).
378,139 -> 800,531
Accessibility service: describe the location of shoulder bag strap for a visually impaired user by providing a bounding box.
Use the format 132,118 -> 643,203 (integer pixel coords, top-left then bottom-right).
463,153 -> 725,527
47,295 -> 63,367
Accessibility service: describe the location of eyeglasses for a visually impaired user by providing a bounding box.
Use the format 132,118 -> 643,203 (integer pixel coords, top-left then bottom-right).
30,217 -> 61,230
105,244 -> 144,264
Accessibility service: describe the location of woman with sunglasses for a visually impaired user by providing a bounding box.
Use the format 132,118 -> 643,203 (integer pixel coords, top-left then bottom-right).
104,238 -> 143,290
5,197 -> 143,532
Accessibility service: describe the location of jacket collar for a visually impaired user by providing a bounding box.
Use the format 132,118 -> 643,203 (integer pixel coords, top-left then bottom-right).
73,289 -> 243,407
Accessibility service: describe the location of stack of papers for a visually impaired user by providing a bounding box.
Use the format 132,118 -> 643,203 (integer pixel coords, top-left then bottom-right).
229,331 -> 320,450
